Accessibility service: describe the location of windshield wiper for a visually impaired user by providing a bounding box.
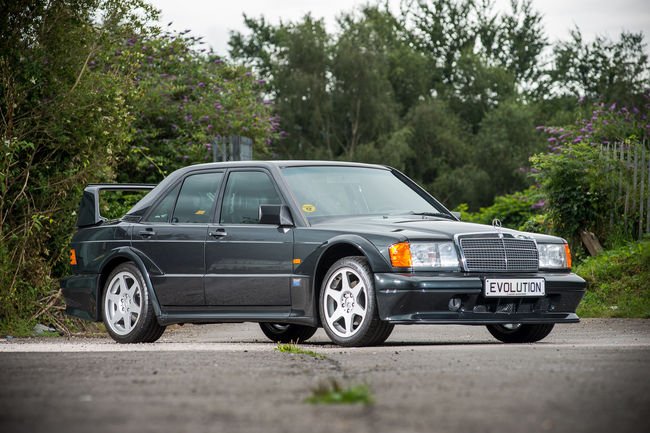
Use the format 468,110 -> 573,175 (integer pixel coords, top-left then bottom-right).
390,210 -> 457,221
396,211 -> 457,220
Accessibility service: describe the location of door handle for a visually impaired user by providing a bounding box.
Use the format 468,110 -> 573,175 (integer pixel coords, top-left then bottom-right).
139,230 -> 156,237
208,229 -> 227,238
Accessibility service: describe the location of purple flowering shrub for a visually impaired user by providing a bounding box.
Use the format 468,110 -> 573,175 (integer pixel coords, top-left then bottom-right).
530,97 -> 650,250
114,28 -> 278,183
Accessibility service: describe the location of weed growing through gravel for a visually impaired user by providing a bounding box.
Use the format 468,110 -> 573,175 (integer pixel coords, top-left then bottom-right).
306,379 -> 374,405
275,342 -> 326,359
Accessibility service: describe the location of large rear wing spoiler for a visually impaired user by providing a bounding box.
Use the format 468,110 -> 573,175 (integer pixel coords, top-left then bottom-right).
76,184 -> 156,228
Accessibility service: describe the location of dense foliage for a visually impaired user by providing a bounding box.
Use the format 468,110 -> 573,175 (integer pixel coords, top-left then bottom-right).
0,0 -> 274,333
531,100 -> 650,250
455,186 -> 545,231
576,240 -> 650,318
229,0 -> 649,209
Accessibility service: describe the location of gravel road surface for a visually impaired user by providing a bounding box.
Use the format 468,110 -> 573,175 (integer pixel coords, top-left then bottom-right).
1,319 -> 649,433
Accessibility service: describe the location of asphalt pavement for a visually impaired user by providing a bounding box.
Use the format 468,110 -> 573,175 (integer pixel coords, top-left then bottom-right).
1,319 -> 649,433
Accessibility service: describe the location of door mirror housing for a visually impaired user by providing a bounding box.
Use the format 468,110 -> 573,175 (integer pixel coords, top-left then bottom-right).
259,205 -> 294,227
451,211 -> 461,221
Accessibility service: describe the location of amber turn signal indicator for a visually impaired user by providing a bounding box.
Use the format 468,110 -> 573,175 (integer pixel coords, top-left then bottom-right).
564,242 -> 572,269
389,242 -> 412,267
69,248 -> 77,266
292,258 -> 301,265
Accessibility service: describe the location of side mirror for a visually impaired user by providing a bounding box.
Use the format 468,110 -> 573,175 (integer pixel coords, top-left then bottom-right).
259,204 -> 294,227
451,211 -> 461,221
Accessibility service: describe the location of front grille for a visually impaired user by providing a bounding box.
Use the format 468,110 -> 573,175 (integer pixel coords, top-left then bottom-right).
459,235 -> 539,272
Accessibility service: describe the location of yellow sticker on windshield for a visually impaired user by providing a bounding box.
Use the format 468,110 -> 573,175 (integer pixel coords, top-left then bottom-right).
302,204 -> 316,213
194,210 -> 206,215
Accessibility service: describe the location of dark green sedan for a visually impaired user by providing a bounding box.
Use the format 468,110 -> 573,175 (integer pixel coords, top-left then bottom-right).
61,161 -> 585,346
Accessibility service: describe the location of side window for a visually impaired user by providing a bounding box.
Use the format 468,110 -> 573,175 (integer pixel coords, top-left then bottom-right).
145,184 -> 180,223
220,171 -> 283,224
172,172 -> 223,223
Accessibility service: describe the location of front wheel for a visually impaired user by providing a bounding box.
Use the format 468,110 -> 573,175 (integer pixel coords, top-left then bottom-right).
486,323 -> 555,343
259,323 -> 317,343
319,256 -> 393,347
102,262 -> 165,343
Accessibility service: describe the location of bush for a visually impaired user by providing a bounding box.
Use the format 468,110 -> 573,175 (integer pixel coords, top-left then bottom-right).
575,240 -> 650,318
531,102 -> 650,251
0,1 -> 276,335
530,143 -> 613,247
0,1 -> 149,333
455,186 -> 545,231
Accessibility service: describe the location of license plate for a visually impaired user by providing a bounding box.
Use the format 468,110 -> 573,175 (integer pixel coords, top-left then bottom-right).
484,278 -> 545,297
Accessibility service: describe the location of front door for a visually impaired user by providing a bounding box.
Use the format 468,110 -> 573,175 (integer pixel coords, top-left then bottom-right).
132,171 -> 224,306
204,170 -> 293,306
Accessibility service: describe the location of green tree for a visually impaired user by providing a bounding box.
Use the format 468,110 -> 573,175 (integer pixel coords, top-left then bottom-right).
120,30 -> 275,183
403,98 -> 469,184
552,30 -> 650,105
0,0 -> 156,330
330,8 -> 402,158
474,99 -> 543,204
230,15 -> 333,158
0,0 -> 277,332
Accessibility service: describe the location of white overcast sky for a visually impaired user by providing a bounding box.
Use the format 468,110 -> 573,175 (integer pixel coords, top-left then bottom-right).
149,0 -> 650,56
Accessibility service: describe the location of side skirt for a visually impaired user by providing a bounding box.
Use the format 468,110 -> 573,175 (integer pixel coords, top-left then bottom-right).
157,306 -> 317,326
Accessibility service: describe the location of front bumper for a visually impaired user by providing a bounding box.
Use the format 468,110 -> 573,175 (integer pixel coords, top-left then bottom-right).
375,272 -> 586,324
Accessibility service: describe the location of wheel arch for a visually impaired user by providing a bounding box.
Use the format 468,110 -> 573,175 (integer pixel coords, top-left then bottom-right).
97,247 -> 163,321
310,235 -> 390,325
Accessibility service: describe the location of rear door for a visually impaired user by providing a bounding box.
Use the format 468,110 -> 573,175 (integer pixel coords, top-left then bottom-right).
204,169 -> 293,306
132,171 -> 224,306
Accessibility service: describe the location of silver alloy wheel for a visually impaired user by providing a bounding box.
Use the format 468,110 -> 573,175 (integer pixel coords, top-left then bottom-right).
104,271 -> 143,336
323,266 -> 368,338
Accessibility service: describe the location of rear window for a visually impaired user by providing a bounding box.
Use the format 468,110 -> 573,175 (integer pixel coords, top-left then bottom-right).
171,172 -> 224,223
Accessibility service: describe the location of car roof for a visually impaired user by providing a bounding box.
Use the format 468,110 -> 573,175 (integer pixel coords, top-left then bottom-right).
125,160 -> 391,218
178,160 -> 390,171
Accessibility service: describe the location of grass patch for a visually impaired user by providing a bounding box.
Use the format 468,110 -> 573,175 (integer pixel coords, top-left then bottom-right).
306,379 -> 374,405
575,240 -> 650,318
0,317 -> 36,337
275,342 -> 326,359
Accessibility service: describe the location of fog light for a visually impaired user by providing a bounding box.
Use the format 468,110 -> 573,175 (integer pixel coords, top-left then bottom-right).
448,297 -> 462,312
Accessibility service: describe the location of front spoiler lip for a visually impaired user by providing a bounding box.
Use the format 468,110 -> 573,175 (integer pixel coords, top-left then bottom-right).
385,313 -> 580,325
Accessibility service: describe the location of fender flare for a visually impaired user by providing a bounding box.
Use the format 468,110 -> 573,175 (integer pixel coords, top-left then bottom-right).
98,247 -> 164,320
313,234 -> 393,274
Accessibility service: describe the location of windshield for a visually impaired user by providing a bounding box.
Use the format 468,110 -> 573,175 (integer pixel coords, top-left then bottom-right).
281,166 -> 449,221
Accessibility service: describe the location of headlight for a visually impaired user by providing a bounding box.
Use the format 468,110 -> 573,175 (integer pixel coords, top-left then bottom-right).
538,242 -> 571,269
389,241 -> 460,270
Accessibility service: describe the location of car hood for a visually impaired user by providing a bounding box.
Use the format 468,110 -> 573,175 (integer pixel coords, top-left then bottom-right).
311,215 -> 562,243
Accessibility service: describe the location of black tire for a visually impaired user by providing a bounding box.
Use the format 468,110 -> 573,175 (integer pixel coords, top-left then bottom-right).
102,262 -> 165,344
319,256 -> 394,347
486,323 -> 555,343
259,323 -> 317,343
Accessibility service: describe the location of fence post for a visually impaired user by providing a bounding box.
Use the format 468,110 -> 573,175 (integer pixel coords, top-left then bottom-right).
624,144 -> 630,226
632,143 -> 638,236
640,143 -> 646,239
647,137 -> 650,235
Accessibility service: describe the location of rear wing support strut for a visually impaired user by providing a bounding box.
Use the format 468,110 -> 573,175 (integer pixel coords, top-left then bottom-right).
76,184 -> 156,228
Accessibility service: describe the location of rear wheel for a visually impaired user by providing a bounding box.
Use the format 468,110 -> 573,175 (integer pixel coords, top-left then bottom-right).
102,262 -> 165,343
319,256 -> 393,347
486,323 -> 555,343
259,323 -> 317,343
